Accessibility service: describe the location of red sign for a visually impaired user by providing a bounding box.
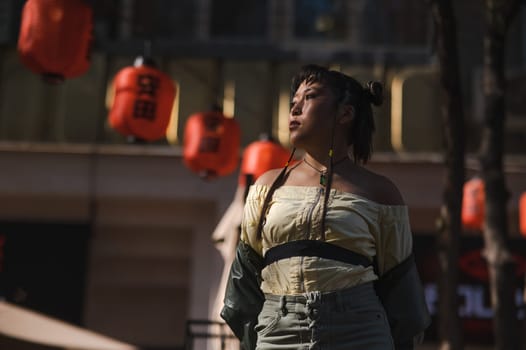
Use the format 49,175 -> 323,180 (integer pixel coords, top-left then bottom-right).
414,236 -> 525,345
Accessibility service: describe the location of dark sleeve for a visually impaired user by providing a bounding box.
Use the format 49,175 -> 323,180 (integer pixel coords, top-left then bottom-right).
220,241 -> 265,350
375,253 -> 431,349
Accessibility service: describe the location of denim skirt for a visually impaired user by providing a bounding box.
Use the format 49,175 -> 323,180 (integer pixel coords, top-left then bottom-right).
255,282 -> 394,350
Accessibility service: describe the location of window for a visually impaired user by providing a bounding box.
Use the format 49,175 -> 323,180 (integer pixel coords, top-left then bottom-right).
294,0 -> 347,39
210,0 -> 268,39
362,0 -> 430,46
293,0 -> 430,46
115,0 -> 196,40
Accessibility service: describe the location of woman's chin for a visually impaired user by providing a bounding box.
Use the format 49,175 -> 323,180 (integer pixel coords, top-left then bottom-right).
288,136 -> 300,148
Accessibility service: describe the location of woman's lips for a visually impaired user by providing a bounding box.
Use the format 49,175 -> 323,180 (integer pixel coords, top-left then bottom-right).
289,121 -> 300,130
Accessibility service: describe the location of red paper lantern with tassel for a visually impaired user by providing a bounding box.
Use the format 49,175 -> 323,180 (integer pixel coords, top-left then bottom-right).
183,110 -> 240,179
520,192 -> 526,237
461,177 -> 485,230
17,0 -> 93,83
108,56 -> 176,142
239,135 -> 291,186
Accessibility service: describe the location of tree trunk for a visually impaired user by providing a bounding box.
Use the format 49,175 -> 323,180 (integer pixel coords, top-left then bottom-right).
480,1 -> 521,349
429,1 -> 465,349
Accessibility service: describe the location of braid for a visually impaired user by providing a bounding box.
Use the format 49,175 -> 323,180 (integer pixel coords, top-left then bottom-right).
256,148 -> 296,240
320,150 -> 334,240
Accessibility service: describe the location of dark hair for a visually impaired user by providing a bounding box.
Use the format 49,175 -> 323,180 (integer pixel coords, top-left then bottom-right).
291,64 -> 383,164
256,65 -> 383,240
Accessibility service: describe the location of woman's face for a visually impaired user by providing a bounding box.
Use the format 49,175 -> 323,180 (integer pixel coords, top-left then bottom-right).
289,80 -> 339,148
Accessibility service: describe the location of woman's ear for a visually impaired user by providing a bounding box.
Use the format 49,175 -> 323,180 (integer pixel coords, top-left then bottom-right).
338,105 -> 354,124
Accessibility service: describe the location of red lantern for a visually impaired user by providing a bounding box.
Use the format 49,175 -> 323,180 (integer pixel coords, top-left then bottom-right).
239,136 -> 291,186
462,177 -> 485,230
520,192 -> 526,237
17,0 -> 93,83
183,110 -> 241,178
108,57 -> 176,142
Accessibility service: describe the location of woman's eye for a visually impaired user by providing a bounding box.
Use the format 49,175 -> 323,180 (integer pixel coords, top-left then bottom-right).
305,94 -> 315,100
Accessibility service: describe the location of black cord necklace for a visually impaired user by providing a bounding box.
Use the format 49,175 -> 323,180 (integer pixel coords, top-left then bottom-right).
303,156 -> 348,186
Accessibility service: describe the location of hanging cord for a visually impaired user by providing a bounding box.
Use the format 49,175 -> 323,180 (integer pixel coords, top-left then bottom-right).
256,148 -> 296,240
320,76 -> 353,240
320,77 -> 356,240
320,119 -> 338,240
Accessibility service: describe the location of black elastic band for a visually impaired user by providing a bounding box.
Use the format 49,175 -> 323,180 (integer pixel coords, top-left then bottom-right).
264,240 -> 372,267
374,253 -> 415,290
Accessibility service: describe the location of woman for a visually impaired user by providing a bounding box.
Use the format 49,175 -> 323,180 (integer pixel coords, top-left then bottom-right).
222,64 -> 429,350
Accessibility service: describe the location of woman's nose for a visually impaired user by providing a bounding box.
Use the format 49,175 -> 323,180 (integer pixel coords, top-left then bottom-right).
291,102 -> 302,116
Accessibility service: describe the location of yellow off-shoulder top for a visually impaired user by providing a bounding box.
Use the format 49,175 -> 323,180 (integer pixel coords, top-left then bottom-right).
240,185 -> 413,295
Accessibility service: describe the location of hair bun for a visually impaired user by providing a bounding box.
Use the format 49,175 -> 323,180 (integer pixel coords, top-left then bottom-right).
365,81 -> 383,106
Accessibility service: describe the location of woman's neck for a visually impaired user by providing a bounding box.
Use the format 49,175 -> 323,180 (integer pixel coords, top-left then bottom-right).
304,150 -> 349,168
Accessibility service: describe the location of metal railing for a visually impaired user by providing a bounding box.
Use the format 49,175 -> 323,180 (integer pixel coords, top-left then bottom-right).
184,320 -> 238,350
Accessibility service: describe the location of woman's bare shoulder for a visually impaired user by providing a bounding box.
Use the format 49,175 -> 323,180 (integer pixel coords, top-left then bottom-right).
359,167 -> 405,206
254,168 -> 283,186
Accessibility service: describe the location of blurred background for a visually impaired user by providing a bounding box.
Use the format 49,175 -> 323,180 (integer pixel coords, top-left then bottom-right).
0,1 -> 525,349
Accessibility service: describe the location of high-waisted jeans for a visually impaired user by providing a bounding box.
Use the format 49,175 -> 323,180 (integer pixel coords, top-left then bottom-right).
255,282 -> 394,350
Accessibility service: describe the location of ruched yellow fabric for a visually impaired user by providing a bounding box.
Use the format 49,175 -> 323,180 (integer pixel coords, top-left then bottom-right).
240,185 -> 413,295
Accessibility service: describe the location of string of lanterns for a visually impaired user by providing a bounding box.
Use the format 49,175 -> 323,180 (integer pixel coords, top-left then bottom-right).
15,0 -> 294,182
